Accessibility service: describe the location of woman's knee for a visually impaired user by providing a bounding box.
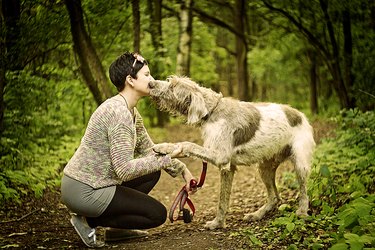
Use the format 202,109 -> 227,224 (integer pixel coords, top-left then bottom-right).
150,202 -> 167,227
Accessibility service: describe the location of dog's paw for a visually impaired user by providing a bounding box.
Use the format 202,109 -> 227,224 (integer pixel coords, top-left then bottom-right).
204,218 -> 224,230
152,143 -> 176,155
243,212 -> 263,221
296,208 -> 309,218
296,199 -> 309,218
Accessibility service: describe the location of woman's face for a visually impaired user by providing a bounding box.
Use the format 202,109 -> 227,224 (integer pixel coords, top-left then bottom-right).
132,65 -> 154,96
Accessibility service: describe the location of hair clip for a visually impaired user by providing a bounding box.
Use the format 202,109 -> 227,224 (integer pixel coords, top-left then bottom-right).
132,53 -> 145,68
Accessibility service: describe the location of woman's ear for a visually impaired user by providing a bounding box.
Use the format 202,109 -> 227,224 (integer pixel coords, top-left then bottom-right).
126,75 -> 134,87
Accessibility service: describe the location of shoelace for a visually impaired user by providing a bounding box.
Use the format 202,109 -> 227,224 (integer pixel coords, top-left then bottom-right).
88,228 -> 96,243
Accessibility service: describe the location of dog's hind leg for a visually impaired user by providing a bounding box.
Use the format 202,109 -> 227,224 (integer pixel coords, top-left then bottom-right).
244,160 -> 280,221
205,164 -> 236,230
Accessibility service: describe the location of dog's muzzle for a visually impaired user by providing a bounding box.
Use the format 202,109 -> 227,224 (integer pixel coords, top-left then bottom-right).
148,80 -> 171,97
148,81 -> 156,89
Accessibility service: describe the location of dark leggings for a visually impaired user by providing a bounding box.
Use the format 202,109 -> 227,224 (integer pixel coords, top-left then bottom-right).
86,171 -> 167,229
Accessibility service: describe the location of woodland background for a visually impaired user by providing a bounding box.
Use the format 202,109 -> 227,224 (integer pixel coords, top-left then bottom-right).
0,0 -> 374,249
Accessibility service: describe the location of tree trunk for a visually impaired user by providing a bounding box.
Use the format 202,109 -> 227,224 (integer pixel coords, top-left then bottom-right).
0,28 -> 5,134
176,0 -> 193,76
319,0 -> 352,109
65,0 -> 112,105
191,2 -> 250,100
343,8 -> 355,106
132,0 -> 140,52
261,84 -> 267,101
148,0 -> 169,127
2,0 -> 21,70
234,0 -> 249,101
148,0 -> 164,76
309,50 -> 318,114
227,63 -> 234,96
251,78 -> 258,100
1,0 -> 21,134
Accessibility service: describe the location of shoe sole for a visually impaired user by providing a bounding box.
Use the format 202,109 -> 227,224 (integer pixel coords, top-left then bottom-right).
104,233 -> 147,242
70,218 -> 103,248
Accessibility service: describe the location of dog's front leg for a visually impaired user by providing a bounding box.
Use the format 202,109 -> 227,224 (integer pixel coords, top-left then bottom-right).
180,141 -> 231,166
205,164 -> 235,230
153,141 -> 231,166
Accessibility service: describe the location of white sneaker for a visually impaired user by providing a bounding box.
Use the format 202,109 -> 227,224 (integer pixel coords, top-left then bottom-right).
70,214 -> 105,248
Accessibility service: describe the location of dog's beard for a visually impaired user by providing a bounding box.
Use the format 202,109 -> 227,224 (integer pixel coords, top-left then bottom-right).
150,96 -> 188,117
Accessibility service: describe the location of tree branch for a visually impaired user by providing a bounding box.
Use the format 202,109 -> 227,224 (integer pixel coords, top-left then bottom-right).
261,0 -> 330,60
0,209 -> 40,224
191,7 -> 244,40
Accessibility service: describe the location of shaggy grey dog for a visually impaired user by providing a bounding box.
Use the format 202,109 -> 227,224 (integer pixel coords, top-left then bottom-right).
149,76 -> 315,230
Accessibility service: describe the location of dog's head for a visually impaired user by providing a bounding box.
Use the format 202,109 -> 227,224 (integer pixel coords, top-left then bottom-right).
149,76 -> 221,124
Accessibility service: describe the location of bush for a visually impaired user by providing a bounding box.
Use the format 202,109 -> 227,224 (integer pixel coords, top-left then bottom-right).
0,70 -> 91,204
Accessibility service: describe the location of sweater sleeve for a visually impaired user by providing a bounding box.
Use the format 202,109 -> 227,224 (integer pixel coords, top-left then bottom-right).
134,111 -> 186,177
167,159 -> 186,177
109,123 -> 173,182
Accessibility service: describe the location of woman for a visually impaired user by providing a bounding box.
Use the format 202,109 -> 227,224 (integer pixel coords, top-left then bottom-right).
61,52 -> 195,247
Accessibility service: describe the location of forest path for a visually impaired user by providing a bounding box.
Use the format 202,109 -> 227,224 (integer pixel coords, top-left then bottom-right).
0,121 -> 334,249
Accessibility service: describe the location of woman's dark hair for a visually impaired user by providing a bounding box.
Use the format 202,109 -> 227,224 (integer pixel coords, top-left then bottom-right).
109,51 -> 148,91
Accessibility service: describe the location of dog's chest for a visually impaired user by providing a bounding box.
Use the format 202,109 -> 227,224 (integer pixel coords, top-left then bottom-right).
201,119 -> 231,145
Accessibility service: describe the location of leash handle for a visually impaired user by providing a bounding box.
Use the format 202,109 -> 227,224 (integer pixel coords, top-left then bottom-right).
169,161 -> 208,223
189,161 -> 207,191
197,161 -> 207,187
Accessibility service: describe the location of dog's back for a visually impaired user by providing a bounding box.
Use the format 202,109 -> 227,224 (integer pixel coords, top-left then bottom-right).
201,99 -> 315,168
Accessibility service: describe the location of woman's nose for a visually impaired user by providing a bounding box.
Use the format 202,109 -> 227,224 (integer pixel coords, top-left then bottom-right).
150,76 -> 155,81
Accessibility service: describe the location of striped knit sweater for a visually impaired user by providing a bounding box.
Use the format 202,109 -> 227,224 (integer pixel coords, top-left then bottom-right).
64,95 -> 186,189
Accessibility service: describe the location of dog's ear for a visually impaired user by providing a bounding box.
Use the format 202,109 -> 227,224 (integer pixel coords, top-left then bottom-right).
187,92 -> 208,124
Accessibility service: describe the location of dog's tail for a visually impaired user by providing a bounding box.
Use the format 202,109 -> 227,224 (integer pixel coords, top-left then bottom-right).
291,117 -> 316,182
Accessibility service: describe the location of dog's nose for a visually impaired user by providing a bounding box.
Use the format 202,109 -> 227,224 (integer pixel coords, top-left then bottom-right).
148,81 -> 156,89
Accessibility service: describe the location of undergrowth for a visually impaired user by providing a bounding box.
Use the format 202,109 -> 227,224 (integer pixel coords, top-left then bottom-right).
234,109 -> 375,249
0,135 -> 80,202
0,71 -> 90,204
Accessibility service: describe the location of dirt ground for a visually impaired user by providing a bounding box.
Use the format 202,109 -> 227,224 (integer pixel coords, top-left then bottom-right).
0,121 -> 334,249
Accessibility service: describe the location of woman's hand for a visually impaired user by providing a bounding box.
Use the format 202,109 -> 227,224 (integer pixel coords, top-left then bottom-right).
182,167 -> 197,194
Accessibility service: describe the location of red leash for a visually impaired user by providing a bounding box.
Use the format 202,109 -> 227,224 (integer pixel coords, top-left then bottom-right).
169,161 -> 207,223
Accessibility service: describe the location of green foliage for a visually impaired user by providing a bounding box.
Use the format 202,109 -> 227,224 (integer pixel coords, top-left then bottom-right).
190,21 -> 221,87
231,110 -> 375,249
83,0 -> 133,66
0,69 -> 92,204
248,32 -> 308,106
310,109 -> 375,206
311,109 -> 375,249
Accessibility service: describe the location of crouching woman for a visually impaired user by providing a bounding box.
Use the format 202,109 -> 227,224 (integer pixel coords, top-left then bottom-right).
61,52 -> 194,248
